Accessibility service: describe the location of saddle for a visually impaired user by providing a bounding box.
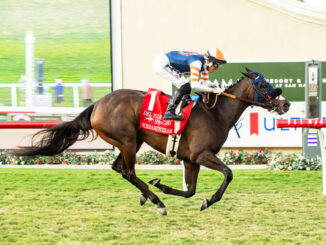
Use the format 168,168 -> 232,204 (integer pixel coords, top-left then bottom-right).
139,88 -> 199,157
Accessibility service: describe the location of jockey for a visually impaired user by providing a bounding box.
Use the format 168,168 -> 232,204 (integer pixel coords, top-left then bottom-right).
152,48 -> 227,121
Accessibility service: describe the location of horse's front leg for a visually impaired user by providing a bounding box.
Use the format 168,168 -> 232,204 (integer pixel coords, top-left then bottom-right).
195,151 -> 233,211
148,161 -> 200,198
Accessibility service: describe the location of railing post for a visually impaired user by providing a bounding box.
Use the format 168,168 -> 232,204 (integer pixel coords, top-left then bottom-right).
73,85 -> 79,107
317,129 -> 326,195
11,85 -> 17,107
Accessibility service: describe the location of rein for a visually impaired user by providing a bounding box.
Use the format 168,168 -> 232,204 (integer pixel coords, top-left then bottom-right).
221,92 -> 273,108
203,73 -> 279,110
203,92 -> 275,110
206,93 -> 219,109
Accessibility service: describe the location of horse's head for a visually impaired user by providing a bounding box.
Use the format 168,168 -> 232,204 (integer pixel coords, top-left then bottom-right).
242,68 -> 290,115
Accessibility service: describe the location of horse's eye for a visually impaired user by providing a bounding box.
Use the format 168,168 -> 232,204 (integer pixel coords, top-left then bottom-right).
260,82 -> 268,89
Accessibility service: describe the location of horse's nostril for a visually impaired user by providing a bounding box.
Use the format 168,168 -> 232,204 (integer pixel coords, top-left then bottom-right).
283,103 -> 290,112
283,102 -> 290,108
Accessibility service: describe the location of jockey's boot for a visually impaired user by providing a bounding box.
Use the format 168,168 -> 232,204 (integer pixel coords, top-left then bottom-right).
163,91 -> 186,121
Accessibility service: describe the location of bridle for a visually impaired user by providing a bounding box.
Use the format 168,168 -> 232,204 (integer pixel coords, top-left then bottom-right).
204,72 -> 280,111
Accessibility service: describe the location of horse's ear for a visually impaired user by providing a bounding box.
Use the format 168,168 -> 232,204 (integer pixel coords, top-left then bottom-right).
241,72 -> 249,78
242,71 -> 258,80
245,67 -> 253,73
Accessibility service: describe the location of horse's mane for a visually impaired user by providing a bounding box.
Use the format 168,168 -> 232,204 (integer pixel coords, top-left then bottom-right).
224,77 -> 245,92
224,68 -> 255,92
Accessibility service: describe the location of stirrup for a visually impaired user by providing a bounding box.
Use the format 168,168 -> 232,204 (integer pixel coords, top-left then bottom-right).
164,112 -> 186,121
164,115 -> 186,121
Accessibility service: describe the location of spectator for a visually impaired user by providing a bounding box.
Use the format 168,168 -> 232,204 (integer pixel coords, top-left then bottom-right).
37,79 -> 44,94
81,79 -> 92,107
54,77 -> 64,104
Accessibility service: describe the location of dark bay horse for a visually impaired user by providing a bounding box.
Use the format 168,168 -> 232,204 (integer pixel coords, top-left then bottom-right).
12,69 -> 290,215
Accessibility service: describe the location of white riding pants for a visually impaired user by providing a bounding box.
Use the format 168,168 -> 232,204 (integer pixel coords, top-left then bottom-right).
152,53 -> 189,89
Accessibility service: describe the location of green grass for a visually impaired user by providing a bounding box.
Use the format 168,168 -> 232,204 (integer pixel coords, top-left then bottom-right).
0,169 -> 325,244
0,0 -> 111,106
0,40 -> 111,84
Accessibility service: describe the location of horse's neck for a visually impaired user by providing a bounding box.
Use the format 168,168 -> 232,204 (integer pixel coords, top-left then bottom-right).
215,78 -> 251,130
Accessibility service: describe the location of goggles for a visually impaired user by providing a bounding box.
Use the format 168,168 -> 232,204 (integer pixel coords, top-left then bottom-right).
207,61 -> 221,68
213,63 -> 220,68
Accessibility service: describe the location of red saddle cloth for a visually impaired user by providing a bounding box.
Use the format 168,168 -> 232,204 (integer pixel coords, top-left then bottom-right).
140,88 -> 195,135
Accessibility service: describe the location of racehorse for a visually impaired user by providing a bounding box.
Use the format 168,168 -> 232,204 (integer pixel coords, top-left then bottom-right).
12,69 -> 290,215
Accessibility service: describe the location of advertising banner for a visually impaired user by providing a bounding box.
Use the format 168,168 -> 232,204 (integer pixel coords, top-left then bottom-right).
208,61 -> 326,147
224,102 -> 326,147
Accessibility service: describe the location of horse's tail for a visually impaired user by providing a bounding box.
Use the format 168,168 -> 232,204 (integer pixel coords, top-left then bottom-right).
12,104 -> 96,156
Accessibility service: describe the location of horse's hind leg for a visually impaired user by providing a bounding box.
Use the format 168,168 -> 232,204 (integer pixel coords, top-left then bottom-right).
94,127 -> 167,215
148,161 -> 200,198
110,140 -> 149,205
112,154 -> 123,173
119,147 -> 168,215
111,153 -> 146,204
111,137 -> 143,174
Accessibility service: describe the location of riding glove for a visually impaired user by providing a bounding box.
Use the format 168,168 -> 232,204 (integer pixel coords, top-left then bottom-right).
211,87 -> 223,94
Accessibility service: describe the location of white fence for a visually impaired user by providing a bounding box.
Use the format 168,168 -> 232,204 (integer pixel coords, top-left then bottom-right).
0,83 -> 111,107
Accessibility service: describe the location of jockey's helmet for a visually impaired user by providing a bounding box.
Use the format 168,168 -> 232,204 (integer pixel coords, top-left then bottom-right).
205,48 -> 227,67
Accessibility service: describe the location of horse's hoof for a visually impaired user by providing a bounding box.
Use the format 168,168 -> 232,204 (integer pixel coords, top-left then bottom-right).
148,178 -> 160,186
139,193 -> 147,206
200,199 -> 209,211
157,207 -> 167,216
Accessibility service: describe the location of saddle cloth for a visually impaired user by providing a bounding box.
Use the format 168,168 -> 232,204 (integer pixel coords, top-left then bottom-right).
139,88 -> 198,135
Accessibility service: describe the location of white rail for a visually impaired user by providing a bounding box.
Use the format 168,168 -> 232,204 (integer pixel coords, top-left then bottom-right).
0,83 -> 111,108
